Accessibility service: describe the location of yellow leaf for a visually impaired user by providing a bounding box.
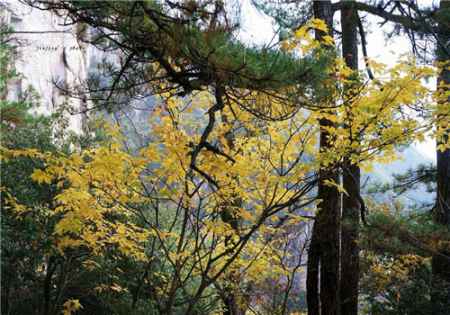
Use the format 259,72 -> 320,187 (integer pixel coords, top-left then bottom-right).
310,18 -> 328,32
62,299 -> 82,315
31,169 -> 53,184
323,179 -> 348,196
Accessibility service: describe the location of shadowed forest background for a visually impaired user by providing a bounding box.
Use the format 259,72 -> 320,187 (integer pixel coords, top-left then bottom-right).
1,1 -> 449,314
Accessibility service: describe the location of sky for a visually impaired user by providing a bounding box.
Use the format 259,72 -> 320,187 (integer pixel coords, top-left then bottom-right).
237,0 -> 436,162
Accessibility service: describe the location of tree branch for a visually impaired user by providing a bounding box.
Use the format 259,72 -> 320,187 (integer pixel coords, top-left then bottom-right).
332,1 -> 434,33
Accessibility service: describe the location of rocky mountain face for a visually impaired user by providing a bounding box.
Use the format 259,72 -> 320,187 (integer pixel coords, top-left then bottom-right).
2,0 -> 158,145
2,0 -> 97,132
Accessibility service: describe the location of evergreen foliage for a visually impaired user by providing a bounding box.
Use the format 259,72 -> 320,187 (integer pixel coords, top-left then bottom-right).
1,1 -> 449,315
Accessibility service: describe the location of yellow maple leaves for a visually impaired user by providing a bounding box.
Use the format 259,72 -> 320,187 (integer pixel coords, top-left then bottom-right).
11,52 -> 440,291
62,299 -> 82,315
278,20 -> 443,171
282,18 -> 334,55
1,18 -> 447,313
367,253 -> 426,293
8,136 -> 151,260
31,169 -> 53,184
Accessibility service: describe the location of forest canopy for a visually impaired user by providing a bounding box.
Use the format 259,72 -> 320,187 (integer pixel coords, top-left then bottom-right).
1,1 -> 449,315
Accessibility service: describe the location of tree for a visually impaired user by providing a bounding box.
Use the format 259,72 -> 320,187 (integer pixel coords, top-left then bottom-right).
360,155 -> 449,315
433,2 -> 450,312
5,1 -> 446,314
255,1 -> 449,313
307,2 -> 340,315
340,3 -> 361,314
331,1 -> 450,312
252,3 -> 363,313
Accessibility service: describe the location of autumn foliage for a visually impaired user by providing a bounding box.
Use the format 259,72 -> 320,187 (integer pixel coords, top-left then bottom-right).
1,2 -> 449,314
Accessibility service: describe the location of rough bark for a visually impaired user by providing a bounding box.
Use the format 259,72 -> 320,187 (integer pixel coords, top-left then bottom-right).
340,3 -> 360,315
306,223 -> 320,315
432,1 -> 450,313
42,256 -> 57,315
317,168 -> 340,315
220,103 -> 247,315
307,2 -> 340,315
331,1 -> 450,312
223,294 -> 238,315
222,288 -> 247,315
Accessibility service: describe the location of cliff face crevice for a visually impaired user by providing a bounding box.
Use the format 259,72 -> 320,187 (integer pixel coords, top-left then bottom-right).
2,0 -> 105,133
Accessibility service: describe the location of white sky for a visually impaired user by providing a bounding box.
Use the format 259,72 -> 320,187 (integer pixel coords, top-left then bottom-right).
238,0 -> 437,162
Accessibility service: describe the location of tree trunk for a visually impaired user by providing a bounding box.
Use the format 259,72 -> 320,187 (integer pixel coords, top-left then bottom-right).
307,2 -> 340,315
340,3 -> 360,315
432,1 -> 450,313
318,167 -> 340,315
1,275 -> 10,315
42,256 -> 56,315
222,289 -> 247,315
223,294 -> 238,315
306,223 -> 320,315
220,109 -> 247,315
